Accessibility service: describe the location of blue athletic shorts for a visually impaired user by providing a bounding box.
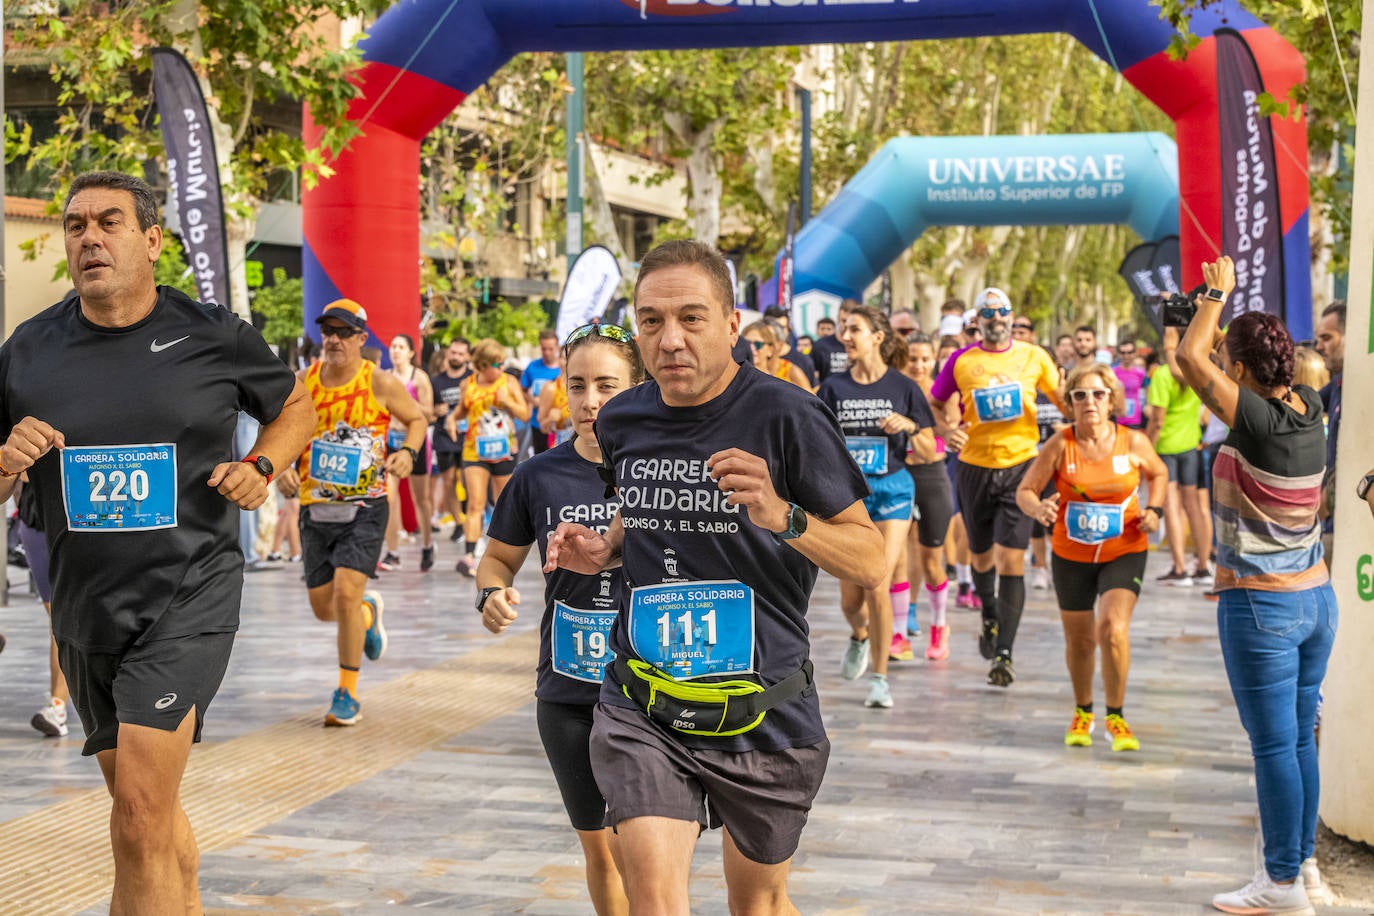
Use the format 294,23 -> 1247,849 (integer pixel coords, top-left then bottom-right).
864,470 -> 915,523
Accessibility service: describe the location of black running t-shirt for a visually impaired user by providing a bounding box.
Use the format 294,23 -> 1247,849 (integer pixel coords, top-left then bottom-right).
811,334 -> 849,384
487,440 -> 622,705
0,287 -> 296,652
596,363 -> 869,752
817,367 -> 934,478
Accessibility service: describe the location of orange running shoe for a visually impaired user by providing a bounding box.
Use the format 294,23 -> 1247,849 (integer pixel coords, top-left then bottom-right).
1064,708 -> 1094,747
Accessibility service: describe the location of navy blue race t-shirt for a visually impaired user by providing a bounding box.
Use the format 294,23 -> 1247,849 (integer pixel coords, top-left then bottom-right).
595,362 -> 869,752
487,440 -> 622,705
811,334 -> 849,384
818,368 -> 934,478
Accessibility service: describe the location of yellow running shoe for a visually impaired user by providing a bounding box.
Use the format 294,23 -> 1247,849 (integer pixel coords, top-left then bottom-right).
1104,714 -> 1140,752
1064,708 -> 1093,747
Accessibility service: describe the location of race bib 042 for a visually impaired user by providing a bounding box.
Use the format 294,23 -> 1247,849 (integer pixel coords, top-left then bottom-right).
309,438 -> 367,487
61,444 -> 178,532
628,581 -> 755,680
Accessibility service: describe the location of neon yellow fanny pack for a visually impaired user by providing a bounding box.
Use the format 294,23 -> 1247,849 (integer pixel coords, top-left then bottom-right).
616,656 -> 814,738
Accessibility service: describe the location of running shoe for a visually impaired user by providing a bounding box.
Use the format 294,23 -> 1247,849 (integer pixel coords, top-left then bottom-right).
906,605 -> 921,638
1104,714 -> 1140,752
978,618 -> 999,660
864,674 -> 893,709
1064,708 -> 1093,747
420,546 -> 435,572
266,552 -> 284,561
325,687 -> 362,727
1029,566 -> 1050,590
889,633 -> 914,662
955,584 -> 973,609
841,637 -> 870,680
1211,870 -> 1313,915
362,591 -> 387,661
987,651 -> 1014,688
455,554 -> 477,578
925,624 -> 949,661
1301,858 -> 1331,906
969,592 -> 982,610
1194,566 -> 1215,586
1157,568 -> 1194,587
377,552 -> 402,572
31,698 -> 68,738
449,526 -> 463,543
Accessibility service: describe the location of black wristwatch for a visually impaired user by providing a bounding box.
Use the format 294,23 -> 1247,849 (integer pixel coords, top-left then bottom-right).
1357,474 -> 1374,501
1205,288 -> 1227,302
475,586 -> 502,614
1145,505 -> 1164,519
242,455 -> 274,483
774,502 -> 808,541
400,445 -> 419,464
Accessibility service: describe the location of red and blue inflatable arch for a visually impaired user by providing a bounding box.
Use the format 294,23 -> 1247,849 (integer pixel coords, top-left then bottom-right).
303,0 -> 1310,345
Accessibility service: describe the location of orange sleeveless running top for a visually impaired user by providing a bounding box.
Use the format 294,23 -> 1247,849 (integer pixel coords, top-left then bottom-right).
462,374 -> 518,463
1051,425 -> 1146,564
299,360 -> 391,505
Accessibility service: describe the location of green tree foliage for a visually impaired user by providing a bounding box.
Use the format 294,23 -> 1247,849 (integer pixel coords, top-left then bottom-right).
250,268 -> 304,349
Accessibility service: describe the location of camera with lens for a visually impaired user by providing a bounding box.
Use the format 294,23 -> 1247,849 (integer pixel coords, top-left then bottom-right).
1150,284 -> 1208,328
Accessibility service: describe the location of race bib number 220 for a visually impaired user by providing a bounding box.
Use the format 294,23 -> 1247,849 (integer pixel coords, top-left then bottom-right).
61,444 -> 178,532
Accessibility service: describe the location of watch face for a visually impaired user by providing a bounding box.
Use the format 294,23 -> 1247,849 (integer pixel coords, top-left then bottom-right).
1360,475 -> 1374,500
255,456 -> 274,476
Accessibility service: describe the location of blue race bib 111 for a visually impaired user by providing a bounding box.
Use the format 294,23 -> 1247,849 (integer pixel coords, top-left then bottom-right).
551,601 -> 617,683
973,381 -> 1023,423
628,581 -> 755,680
61,444 -> 178,532
1065,500 -> 1125,545
845,436 -> 888,476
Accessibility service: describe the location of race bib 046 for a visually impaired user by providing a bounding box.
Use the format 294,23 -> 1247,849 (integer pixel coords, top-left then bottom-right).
61,444 -> 178,532
1065,500 -> 1125,545
628,581 -> 755,680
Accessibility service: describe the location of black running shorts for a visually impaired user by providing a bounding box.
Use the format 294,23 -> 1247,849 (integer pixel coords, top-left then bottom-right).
301,498 -> 389,588
955,458 -> 1035,554
59,630 -> 235,756
1051,550 -> 1149,611
462,457 -> 517,477
537,699 -> 609,831
907,461 -> 954,548
589,702 -> 829,866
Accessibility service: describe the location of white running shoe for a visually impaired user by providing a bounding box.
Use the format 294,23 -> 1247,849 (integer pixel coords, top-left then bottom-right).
1029,566 -> 1050,590
1300,858 -> 1331,906
841,637 -> 869,680
31,698 -> 68,737
864,674 -> 893,709
1212,869 -> 1314,915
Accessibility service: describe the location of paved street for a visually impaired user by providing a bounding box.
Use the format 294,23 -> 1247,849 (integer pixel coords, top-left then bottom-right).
0,538 -> 1365,915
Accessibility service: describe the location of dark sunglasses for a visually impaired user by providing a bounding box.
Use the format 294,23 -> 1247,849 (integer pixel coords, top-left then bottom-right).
566,323 -> 633,346
979,306 -> 1013,319
749,340 -> 769,351
1069,388 -> 1111,403
1117,347 -> 1137,356
319,324 -> 364,339
1012,323 -> 1035,332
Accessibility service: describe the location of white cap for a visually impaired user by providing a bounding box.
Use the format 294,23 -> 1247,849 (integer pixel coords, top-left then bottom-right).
962,308 -> 978,326
938,314 -> 965,337
973,287 -> 1012,312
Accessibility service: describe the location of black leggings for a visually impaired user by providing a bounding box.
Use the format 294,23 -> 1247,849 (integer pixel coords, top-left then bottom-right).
907,461 -> 953,547
536,699 -> 608,831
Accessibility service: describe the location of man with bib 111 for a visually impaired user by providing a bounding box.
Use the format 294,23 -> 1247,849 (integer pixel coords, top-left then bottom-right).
927,287 -> 1065,688
545,240 -> 883,915
0,170 -> 316,915
274,297 -> 428,727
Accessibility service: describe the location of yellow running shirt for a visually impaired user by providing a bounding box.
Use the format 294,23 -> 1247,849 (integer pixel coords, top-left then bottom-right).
299,360 -> 391,505
461,374 -> 519,463
929,340 -> 1061,469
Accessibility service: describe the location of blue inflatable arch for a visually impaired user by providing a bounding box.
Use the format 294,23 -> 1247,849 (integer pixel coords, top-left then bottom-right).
788,132 -> 1179,310
302,0 -> 1310,347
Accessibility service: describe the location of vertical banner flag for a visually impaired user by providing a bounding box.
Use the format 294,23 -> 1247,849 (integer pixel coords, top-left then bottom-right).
1215,29 -> 1286,326
1150,235 -> 1182,295
151,48 -> 230,310
555,244 -> 623,342
1118,241 -> 1164,334
781,201 -> 797,312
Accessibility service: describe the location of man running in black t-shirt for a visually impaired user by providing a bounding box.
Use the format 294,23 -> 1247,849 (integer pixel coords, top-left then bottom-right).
546,240 -> 883,914
0,171 -> 315,912
430,338 -> 473,541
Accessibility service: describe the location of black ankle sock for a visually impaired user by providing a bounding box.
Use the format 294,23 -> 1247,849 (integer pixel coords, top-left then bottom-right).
996,575 -> 1025,653
1106,705 -> 1123,718
972,568 -> 998,622
1077,702 -> 1093,714
465,541 -> 477,556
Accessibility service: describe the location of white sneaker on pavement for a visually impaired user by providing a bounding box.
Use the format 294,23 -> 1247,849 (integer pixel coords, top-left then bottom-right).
841,637 -> 869,680
1212,869 -> 1314,915
31,698 -> 68,737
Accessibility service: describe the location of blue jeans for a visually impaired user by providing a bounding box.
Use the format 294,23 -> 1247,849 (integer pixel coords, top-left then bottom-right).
1217,584 -> 1337,881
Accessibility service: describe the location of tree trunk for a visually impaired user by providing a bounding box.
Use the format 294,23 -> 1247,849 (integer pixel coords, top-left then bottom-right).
582,145 -> 630,268
664,110 -> 725,243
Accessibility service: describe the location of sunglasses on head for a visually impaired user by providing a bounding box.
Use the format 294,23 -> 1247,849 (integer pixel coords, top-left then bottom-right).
566,323 -> 633,346
1069,388 -> 1110,403
979,306 -> 1013,319
319,324 -> 364,339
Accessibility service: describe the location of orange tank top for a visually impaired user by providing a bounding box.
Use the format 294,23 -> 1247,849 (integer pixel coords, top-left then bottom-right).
1051,425 -> 1145,564
299,360 -> 391,505
462,374 -> 518,462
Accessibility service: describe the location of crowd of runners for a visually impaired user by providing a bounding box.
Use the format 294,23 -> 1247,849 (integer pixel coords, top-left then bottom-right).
0,171 -> 1350,916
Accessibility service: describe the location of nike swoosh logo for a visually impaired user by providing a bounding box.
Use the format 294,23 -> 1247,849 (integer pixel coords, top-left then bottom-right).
150,335 -> 190,353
